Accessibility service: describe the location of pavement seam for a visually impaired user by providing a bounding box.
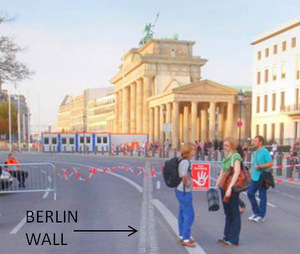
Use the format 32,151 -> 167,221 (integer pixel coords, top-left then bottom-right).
137,161 -> 160,254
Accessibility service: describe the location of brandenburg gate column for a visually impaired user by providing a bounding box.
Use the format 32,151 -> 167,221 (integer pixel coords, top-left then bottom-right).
200,107 -> 208,141
154,106 -> 159,142
136,79 -> 143,133
122,87 -> 130,133
218,104 -> 225,139
183,104 -> 189,143
114,92 -> 119,132
226,102 -> 234,137
118,90 -> 122,132
191,102 -> 198,143
143,76 -> 151,134
209,102 -> 216,139
159,105 -> 165,146
172,102 -> 179,149
149,107 -> 154,142
166,102 -> 172,140
130,83 -> 136,133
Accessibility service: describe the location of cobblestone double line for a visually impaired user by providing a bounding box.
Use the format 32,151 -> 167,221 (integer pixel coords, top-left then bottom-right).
137,162 -> 160,254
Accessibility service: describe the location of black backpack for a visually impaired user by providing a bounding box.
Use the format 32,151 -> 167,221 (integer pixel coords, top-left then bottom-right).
163,157 -> 188,188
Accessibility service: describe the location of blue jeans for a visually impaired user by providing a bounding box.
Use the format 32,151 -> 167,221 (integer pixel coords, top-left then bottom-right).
175,189 -> 194,240
221,189 -> 241,245
247,180 -> 267,218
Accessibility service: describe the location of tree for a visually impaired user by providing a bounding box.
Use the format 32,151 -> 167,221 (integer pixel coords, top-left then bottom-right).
0,13 -> 33,90
0,101 -> 18,136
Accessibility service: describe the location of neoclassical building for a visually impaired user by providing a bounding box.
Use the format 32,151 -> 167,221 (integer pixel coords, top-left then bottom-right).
110,39 -> 251,148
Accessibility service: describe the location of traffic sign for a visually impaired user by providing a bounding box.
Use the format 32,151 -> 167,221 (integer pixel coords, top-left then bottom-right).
237,121 -> 243,127
191,163 -> 210,191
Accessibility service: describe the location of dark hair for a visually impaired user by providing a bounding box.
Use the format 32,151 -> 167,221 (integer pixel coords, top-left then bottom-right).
237,145 -> 244,159
254,135 -> 265,145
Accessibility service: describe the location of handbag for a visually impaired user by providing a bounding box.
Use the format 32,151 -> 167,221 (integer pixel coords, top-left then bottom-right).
206,188 -> 220,211
219,153 -> 251,193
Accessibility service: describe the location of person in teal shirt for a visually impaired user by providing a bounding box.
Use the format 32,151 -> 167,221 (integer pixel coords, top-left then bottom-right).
247,136 -> 273,223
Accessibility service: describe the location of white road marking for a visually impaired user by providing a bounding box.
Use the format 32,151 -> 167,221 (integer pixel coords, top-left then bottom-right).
152,199 -> 207,254
10,211 -> 34,235
48,176 -> 52,182
43,191 -> 50,199
156,180 -> 161,189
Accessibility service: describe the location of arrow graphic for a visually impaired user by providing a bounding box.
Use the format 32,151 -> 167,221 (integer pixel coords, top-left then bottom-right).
73,225 -> 138,237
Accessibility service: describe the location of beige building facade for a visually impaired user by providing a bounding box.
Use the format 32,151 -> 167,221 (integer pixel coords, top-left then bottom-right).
251,17 -> 300,144
87,94 -> 115,132
111,39 -> 251,148
57,87 -> 113,132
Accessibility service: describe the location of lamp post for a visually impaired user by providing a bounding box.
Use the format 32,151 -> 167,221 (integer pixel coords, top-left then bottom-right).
83,114 -> 87,153
237,90 -> 245,144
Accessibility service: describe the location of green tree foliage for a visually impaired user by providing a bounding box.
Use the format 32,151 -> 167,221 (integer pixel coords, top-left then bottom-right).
0,101 -> 18,136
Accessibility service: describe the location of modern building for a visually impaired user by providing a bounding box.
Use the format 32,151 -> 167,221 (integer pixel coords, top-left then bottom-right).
57,87 -> 113,132
251,17 -> 300,144
110,39 -> 252,148
87,93 -> 115,132
0,89 -> 29,142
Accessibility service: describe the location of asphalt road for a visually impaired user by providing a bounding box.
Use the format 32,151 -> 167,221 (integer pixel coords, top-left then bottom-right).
0,153 -> 300,254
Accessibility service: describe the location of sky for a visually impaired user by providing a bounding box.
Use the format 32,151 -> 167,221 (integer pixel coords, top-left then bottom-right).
1,0 -> 299,130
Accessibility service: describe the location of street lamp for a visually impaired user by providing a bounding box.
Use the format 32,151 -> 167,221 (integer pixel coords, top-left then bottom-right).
237,90 -> 245,144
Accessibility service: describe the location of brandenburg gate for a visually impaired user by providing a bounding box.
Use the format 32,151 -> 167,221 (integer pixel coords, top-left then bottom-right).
110,39 -> 249,148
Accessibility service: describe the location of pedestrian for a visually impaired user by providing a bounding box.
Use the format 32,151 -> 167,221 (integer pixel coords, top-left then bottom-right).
271,141 -> 278,159
4,153 -> 28,188
247,135 -> 273,222
176,143 -> 196,247
164,139 -> 170,153
215,137 -> 242,247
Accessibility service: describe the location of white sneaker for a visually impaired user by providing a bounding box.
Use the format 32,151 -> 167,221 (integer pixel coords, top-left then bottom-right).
248,214 -> 258,221
253,216 -> 265,222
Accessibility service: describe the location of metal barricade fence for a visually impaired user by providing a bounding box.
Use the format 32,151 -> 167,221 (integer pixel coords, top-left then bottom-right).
0,163 -> 57,200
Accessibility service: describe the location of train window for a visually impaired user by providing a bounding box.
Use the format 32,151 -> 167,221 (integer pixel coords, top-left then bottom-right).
52,138 -> 57,145
44,137 -> 49,144
97,137 -> 102,143
103,137 -> 108,144
62,138 -> 67,144
69,138 -> 75,144
80,137 -> 84,143
86,137 -> 91,144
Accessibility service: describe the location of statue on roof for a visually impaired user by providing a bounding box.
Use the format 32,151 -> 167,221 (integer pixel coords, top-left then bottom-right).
139,13 -> 159,46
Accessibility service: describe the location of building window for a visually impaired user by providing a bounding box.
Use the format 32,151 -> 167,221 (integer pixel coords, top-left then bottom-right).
69,138 -> 75,145
273,44 -> 278,55
257,71 -> 261,85
257,51 -> 261,60
292,37 -> 296,48
296,55 -> 300,80
272,64 -> 277,81
271,123 -> 275,141
272,93 -> 276,111
280,91 -> 285,111
256,125 -> 260,136
264,95 -> 268,112
282,41 -> 287,52
296,88 -> 299,111
264,69 -> 269,83
280,123 -> 284,145
52,138 -> 57,145
80,137 -> 84,143
62,138 -> 67,145
265,48 -> 269,58
281,62 -> 286,79
263,124 -> 267,139
44,138 -> 49,145
256,96 -> 260,113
